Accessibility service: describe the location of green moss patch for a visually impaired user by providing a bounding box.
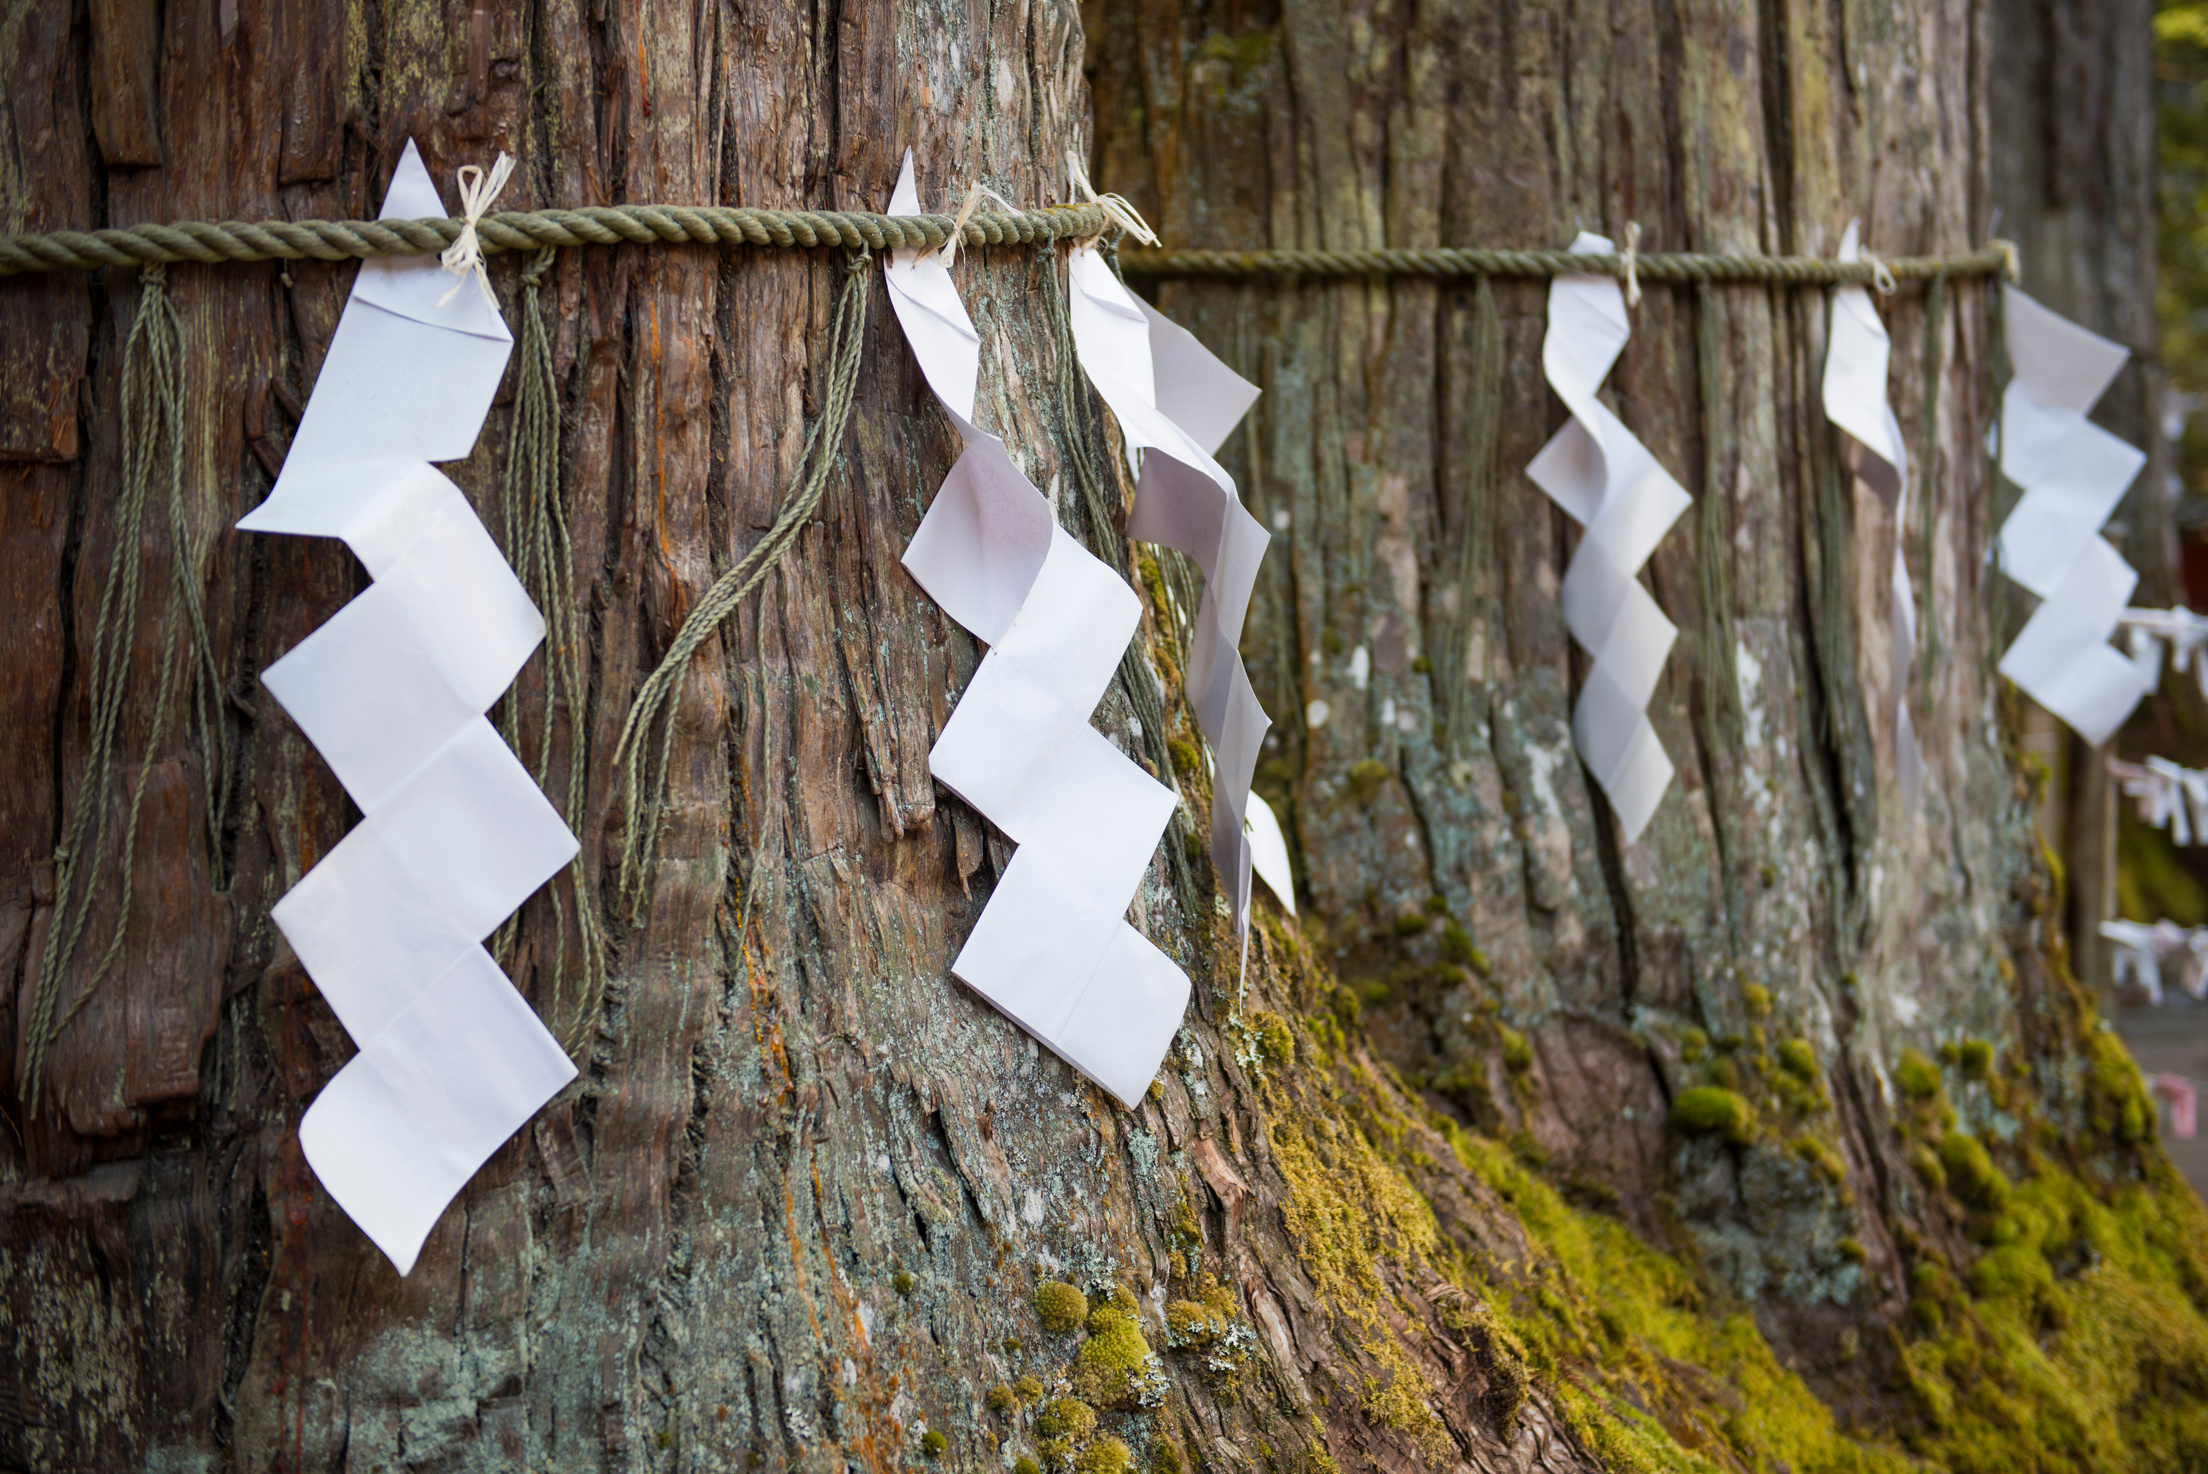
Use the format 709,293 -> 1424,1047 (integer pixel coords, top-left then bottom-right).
1894,1163 -> 2208,1471
1034,1282 -> 1089,1333
1035,1398 -> 1095,1441
1670,1087 -> 1754,1144
1071,1304 -> 1157,1408
1895,1049 -> 1943,1100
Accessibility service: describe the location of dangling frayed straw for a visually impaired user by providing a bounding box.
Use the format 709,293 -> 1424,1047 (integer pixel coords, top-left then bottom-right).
1066,150 -> 1159,248
935,183 -> 987,273
439,151 -> 516,309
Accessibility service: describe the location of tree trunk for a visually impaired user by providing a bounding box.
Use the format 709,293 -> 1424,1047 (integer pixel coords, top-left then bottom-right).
1987,0 -> 2175,1008
1094,0 -> 2006,1350
3,3 -> 2205,1474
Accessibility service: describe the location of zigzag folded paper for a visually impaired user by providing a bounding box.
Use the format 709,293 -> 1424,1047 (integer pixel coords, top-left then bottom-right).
1527,232 -> 1692,843
2120,606 -> 2208,700
238,140 -> 577,1275
1062,246 -> 1275,927
1822,221 -> 1925,799
1995,287 -> 2152,746
884,154 -> 1187,1109
2101,918 -> 2208,1005
2110,755 -> 2208,844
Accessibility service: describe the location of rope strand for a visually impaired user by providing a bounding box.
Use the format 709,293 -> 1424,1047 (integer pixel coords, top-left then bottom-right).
1920,275 -> 1948,712
1695,279 -> 1741,741
1037,243 -> 1203,920
491,249 -> 608,1057
611,253 -> 873,910
1436,276 -> 1502,745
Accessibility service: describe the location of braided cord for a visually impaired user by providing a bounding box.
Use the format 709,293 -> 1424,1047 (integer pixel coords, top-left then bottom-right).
611,253 -> 874,909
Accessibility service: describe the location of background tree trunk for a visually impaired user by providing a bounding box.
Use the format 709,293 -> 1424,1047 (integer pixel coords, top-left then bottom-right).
1987,0 -> 2174,1011
1093,0 -> 2010,1363
2,3 -> 2204,1474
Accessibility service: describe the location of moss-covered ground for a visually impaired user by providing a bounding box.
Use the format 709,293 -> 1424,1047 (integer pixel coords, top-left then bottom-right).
1227,905 -> 2208,1473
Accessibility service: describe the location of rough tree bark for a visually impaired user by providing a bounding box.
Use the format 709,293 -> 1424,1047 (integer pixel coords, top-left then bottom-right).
4,3 -> 2208,1474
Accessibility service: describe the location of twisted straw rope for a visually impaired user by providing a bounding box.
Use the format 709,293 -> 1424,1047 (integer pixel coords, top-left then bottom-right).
1118,244 -> 2016,284
0,204 -> 2016,285
0,204 -> 1114,276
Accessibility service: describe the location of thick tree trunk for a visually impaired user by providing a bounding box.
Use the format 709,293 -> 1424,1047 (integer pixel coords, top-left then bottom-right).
1094,0 -> 2004,1357
2,3 -> 2205,1474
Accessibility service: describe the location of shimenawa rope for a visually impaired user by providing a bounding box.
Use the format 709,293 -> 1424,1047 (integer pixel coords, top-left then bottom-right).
0,205 -> 2017,287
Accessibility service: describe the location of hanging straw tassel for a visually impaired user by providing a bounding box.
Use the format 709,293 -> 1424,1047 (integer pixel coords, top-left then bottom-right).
24,264 -> 231,1113
1694,278 -> 1740,740
1919,273 -> 1947,709
1435,275 -> 1502,747
934,183 -> 987,273
612,252 -> 875,910
1066,150 -> 1160,247
439,151 -> 516,309
491,248 -> 608,1057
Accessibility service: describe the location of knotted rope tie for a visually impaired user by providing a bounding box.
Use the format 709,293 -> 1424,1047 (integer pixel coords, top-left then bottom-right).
25,264 -> 232,1114
1864,250 -> 1898,295
438,151 -> 516,309
611,251 -> 874,909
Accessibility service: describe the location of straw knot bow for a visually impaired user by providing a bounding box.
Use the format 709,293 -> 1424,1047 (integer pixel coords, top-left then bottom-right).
439,152 -> 516,309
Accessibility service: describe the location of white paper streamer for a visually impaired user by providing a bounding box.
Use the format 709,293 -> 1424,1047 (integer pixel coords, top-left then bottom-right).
1526,232 -> 1692,843
883,153 -> 1188,1109
2119,606 -> 2208,700
1244,793 -> 1296,916
1994,287 -> 2152,746
1063,243 -> 1272,927
2100,919 -> 2208,1005
237,141 -> 578,1275
2110,756 -> 2208,844
1822,222 -> 1925,798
